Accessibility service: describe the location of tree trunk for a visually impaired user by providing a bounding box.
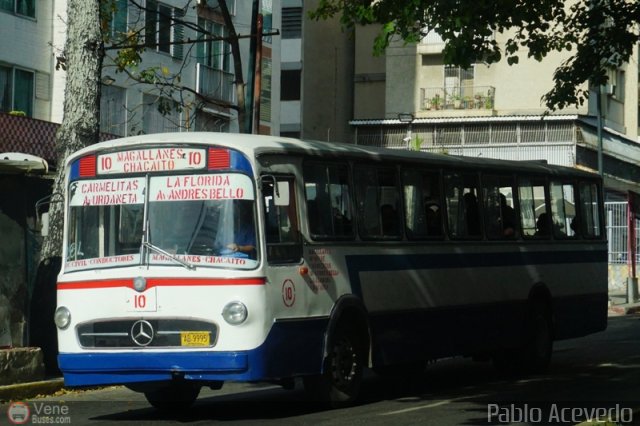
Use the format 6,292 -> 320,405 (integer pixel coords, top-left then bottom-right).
40,0 -> 104,261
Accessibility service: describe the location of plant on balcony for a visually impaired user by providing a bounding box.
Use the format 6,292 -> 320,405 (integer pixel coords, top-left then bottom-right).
484,97 -> 494,109
430,95 -> 441,110
452,95 -> 462,109
411,135 -> 424,151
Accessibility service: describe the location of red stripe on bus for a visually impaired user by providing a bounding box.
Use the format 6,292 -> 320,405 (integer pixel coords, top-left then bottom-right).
57,277 -> 266,290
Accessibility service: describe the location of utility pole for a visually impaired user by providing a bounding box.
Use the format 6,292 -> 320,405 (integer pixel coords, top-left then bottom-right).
253,14 -> 263,134
245,0 -> 260,133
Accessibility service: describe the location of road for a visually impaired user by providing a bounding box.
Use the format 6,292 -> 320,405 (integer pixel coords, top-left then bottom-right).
7,314 -> 640,425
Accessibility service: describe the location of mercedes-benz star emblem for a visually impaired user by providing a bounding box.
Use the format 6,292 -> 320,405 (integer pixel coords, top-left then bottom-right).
131,320 -> 154,346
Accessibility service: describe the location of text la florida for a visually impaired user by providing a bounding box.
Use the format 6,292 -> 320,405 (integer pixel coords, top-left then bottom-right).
165,175 -> 232,188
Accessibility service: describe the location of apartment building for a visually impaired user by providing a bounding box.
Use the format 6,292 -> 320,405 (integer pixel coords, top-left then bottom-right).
347,27 -> 640,198
1,0 -> 279,136
294,4 -> 639,198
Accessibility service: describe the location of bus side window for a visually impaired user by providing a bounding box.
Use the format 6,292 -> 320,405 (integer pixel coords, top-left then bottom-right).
519,176 -> 549,238
303,162 -> 354,239
402,168 -> 443,239
550,180 -> 577,238
579,181 -> 603,238
262,176 -> 302,264
354,166 -> 401,239
444,172 -> 481,238
482,175 -> 517,239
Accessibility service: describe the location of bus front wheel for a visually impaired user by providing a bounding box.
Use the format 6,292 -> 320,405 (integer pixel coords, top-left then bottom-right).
303,324 -> 364,406
144,381 -> 201,411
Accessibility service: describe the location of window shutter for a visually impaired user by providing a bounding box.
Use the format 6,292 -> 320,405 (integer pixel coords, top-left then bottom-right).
172,8 -> 185,60
145,0 -> 158,46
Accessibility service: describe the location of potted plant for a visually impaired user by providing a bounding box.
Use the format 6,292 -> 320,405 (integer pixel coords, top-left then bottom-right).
453,95 -> 462,109
431,95 -> 441,110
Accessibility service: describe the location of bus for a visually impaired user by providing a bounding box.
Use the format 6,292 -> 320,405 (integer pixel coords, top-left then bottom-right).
54,132 -> 607,408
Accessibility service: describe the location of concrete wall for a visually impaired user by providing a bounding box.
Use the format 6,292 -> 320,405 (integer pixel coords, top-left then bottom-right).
302,0 -> 354,143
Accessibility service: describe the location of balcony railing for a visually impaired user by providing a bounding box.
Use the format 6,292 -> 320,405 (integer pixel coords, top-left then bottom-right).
196,63 -> 236,105
420,86 -> 495,111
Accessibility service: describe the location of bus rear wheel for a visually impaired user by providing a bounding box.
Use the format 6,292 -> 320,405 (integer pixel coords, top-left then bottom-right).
493,300 -> 553,375
303,325 -> 364,407
144,381 -> 201,411
522,300 -> 553,373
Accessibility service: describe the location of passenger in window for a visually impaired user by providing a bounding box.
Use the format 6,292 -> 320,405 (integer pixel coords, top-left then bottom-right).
535,213 -> 550,236
499,194 -> 517,237
332,207 -> 351,235
425,203 -> 442,236
463,192 -> 480,236
380,204 -> 398,235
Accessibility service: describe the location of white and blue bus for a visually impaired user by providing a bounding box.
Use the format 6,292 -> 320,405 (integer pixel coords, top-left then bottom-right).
54,133 -> 607,408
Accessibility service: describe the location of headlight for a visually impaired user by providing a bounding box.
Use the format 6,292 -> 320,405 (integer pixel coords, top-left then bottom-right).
222,301 -> 248,325
54,306 -> 71,329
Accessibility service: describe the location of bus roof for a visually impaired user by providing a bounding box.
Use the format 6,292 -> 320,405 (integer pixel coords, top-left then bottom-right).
68,132 -> 598,179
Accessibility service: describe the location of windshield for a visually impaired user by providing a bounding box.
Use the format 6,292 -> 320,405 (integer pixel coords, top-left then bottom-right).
65,173 -> 258,271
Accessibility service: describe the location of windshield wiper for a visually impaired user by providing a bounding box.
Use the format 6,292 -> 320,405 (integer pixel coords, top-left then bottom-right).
140,217 -> 195,271
142,240 -> 196,271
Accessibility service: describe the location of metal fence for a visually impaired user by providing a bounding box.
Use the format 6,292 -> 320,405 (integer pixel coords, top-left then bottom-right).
606,201 -> 640,265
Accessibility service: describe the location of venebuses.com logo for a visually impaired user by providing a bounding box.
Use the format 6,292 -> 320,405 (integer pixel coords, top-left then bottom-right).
7,402 -> 30,424
6,401 -> 71,424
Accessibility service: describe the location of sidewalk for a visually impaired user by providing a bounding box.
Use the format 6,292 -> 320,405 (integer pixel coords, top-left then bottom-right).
0,377 -> 64,402
608,291 -> 640,316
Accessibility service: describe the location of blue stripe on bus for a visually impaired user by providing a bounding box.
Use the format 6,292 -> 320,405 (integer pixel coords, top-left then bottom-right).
69,159 -> 80,180
230,151 -> 252,173
345,249 -> 607,298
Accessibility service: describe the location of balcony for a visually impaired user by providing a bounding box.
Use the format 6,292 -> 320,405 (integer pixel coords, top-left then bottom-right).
419,86 -> 495,114
196,63 -> 236,105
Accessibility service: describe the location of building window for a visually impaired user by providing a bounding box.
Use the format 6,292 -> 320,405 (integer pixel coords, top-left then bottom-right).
100,85 -> 127,136
108,0 -> 128,40
444,65 -> 474,101
197,18 -> 232,72
282,7 -> 302,39
281,69 -> 301,101
0,0 -> 35,18
145,1 -> 184,59
0,66 -> 33,117
143,94 -> 181,134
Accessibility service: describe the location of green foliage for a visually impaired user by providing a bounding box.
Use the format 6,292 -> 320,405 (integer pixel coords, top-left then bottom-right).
411,135 -> 423,151
311,0 -> 640,111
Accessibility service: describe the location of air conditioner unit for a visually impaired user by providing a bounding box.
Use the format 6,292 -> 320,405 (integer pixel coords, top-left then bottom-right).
604,84 -> 615,95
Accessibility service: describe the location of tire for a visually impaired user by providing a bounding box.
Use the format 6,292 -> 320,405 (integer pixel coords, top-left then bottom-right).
522,300 -> 553,373
492,300 -> 553,375
144,381 -> 201,411
303,325 -> 364,407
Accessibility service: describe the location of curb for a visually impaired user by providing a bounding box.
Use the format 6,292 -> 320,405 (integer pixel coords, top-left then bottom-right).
0,378 -> 65,402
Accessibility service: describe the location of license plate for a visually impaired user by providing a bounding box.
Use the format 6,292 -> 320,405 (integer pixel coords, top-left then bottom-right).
180,331 -> 210,347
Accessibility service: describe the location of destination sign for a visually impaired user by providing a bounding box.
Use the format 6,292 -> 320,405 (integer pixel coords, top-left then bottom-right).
69,177 -> 146,206
149,173 -> 255,202
97,148 -> 206,174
